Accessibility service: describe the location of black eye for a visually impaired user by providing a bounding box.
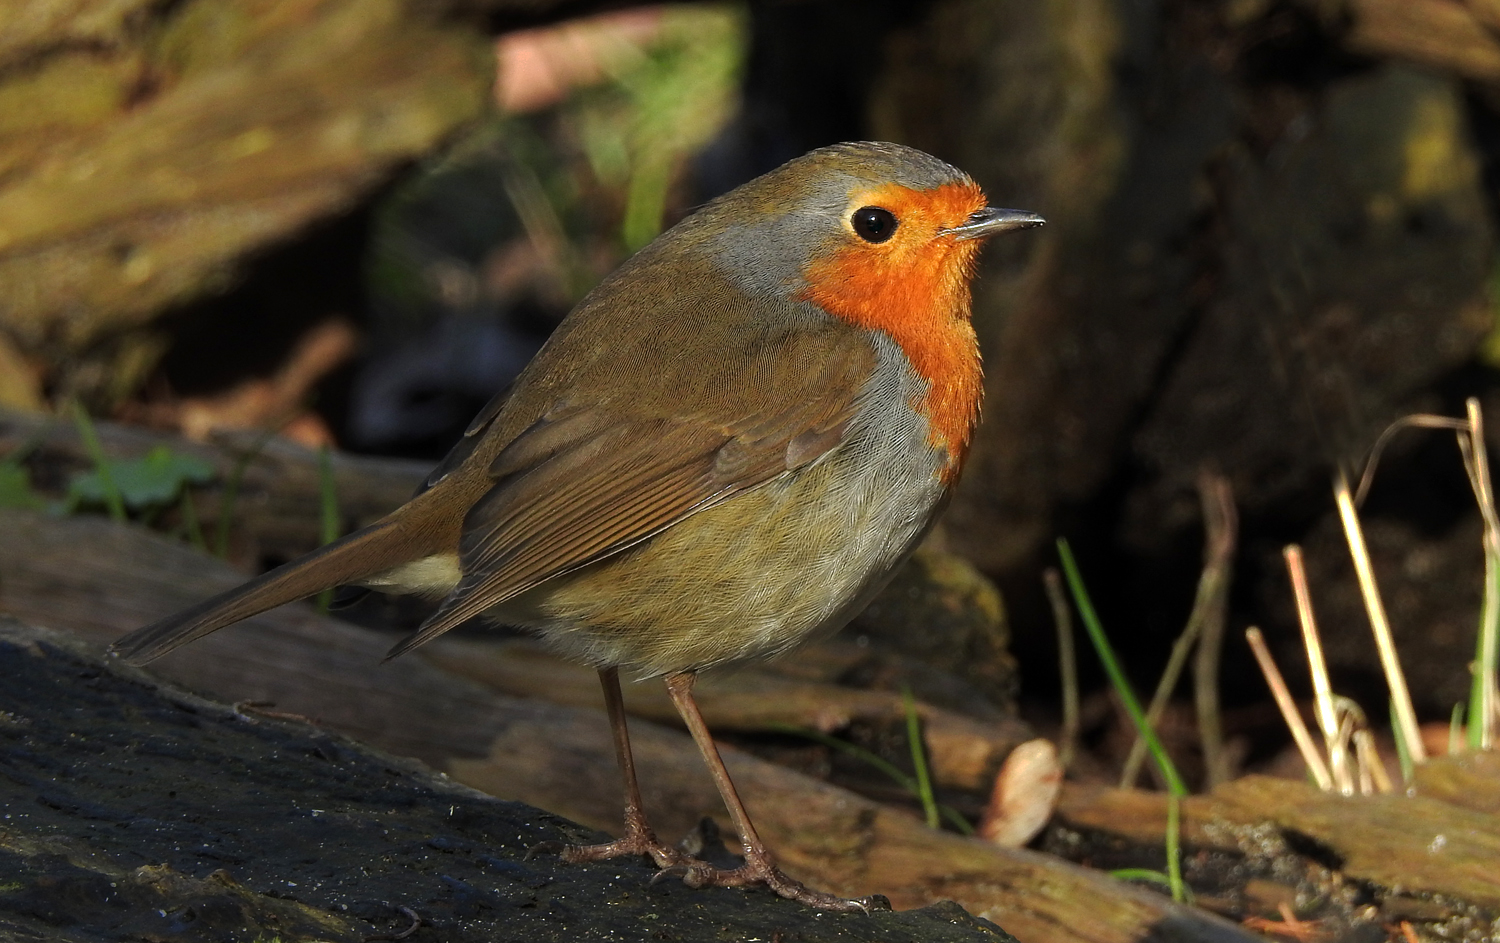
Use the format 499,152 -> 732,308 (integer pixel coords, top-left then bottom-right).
851,206 -> 897,243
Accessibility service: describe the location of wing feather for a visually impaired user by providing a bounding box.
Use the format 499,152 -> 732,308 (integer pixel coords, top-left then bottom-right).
384,327 -> 877,660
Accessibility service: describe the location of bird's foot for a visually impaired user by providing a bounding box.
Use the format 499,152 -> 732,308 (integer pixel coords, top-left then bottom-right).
659,851 -> 890,913
556,832 -> 702,871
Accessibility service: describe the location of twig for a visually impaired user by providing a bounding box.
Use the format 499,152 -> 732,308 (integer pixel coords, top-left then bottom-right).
1335,474 -> 1424,770
1245,627 -> 1333,790
1044,568 -> 1080,771
1193,470 -> 1236,789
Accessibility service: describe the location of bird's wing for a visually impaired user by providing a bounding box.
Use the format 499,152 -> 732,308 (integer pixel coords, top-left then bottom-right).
412,382 -> 514,495
383,343 -> 871,659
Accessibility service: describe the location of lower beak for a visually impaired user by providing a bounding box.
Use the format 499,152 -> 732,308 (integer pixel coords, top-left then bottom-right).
943,207 -> 1045,241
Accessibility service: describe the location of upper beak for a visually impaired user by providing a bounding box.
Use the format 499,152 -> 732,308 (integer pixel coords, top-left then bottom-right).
942,207 -> 1045,241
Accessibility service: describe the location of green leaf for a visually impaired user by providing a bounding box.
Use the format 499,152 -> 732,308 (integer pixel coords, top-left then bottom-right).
0,463 -> 45,510
68,446 -> 215,512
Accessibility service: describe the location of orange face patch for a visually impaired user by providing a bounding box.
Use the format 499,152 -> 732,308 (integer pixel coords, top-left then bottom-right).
796,180 -> 987,479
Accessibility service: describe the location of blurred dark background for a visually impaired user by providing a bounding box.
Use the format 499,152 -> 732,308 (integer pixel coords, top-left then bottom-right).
5,0 -> 1500,755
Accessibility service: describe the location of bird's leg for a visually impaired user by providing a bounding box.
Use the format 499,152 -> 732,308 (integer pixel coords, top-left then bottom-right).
662,671 -> 884,912
560,667 -> 699,869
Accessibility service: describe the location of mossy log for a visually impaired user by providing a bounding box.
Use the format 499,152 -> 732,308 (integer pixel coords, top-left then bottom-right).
0,407 -> 428,563
0,0 -> 494,361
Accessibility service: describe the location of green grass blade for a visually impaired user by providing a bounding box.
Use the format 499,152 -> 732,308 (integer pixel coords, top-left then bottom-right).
1391,698 -> 1415,785
766,722 -> 971,833
72,403 -> 125,523
903,685 -> 940,829
1166,793 -> 1185,902
766,723 -> 916,792
215,429 -> 274,559
1110,868 -> 1172,886
1056,539 -> 1187,797
1057,538 -> 1188,903
940,804 -> 975,836
179,488 -> 206,552
1471,541 -> 1499,751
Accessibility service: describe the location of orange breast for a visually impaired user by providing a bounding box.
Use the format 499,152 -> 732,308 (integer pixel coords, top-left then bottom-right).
796,181 -> 985,482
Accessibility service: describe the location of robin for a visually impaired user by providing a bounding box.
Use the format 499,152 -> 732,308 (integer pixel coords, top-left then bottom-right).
112,141 -> 1043,911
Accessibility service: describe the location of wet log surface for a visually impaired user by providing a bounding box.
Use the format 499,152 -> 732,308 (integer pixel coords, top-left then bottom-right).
0,619 -> 1015,943
0,509 -> 1258,943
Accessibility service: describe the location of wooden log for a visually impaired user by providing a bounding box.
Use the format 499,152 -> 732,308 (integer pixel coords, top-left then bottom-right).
1056,775 -> 1500,911
0,617 -> 1016,943
0,0 -> 492,356
1414,751 -> 1500,815
1300,0 -> 1500,83
0,508 -> 1258,943
426,636 -> 1033,792
0,408 -> 1023,724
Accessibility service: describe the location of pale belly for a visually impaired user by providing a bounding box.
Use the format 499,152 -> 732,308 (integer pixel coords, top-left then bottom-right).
496,435 -> 949,677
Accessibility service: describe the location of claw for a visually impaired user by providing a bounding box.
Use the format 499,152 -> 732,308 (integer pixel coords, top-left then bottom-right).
523,840 -> 567,861
654,853 -> 885,912
649,864 -> 690,886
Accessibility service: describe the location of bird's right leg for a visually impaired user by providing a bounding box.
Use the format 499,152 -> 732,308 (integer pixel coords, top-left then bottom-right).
560,667 -> 700,869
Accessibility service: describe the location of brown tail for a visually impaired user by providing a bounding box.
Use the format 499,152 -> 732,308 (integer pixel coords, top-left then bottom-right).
111,517 -> 419,665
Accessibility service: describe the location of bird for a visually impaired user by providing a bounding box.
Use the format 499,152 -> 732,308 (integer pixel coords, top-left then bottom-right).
111,141 -> 1043,911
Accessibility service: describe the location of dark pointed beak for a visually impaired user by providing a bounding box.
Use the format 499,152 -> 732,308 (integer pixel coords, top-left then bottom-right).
942,207 -> 1045,241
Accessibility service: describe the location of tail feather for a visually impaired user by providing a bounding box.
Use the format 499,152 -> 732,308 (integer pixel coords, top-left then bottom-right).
111,518 -> 414,665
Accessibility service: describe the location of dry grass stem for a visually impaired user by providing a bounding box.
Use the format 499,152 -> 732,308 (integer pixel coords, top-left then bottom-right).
1193,470 -> 1237,789
1246,627 -> 1333,790
1353,414 -> 1467,507
1355,729 -> 1374,795
1335,474 -> 1425,766
1460,398 -> 1498,750
1332,706 -> 1358,796
1353,728 -> 1393,794
1043,568 -> 1080,770
1283,544 -> 1349,787
1120,471 -> 1237,789
1356,400 -> 1500,753
1120,623 -> 1196,788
